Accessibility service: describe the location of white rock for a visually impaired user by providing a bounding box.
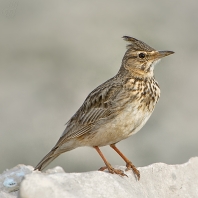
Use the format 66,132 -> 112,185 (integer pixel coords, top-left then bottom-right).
0,164 -> 33,198
1,158 -> 198,198
0,191 -> 16,198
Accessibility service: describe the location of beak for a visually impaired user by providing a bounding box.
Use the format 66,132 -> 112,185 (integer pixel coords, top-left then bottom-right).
157,50 -> 174,59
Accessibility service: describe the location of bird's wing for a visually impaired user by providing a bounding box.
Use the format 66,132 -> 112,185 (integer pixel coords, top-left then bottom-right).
58,77 -> 130,143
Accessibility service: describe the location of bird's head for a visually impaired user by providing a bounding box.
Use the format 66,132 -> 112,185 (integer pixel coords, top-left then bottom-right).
120,36 -> 174,78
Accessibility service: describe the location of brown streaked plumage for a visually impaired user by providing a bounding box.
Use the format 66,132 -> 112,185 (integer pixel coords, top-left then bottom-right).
34,36 -> 174,180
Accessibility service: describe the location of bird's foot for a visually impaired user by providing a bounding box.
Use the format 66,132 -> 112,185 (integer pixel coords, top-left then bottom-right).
125,161 -> 140,180
98,164 -> 127,177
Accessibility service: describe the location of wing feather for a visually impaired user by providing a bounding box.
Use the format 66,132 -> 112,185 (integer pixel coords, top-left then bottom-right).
56,77 -> 132,145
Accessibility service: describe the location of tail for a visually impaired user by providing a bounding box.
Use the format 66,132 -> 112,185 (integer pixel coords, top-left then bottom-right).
34,149 -> 60,171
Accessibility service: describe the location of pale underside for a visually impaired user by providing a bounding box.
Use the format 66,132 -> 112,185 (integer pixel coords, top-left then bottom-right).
57,100 -> 154,153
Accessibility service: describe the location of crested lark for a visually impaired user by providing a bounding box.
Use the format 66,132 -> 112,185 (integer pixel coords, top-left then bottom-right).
35,36 -> 174,180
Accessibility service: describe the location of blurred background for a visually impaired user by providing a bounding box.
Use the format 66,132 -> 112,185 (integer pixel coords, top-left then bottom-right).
0,0 -> 198,173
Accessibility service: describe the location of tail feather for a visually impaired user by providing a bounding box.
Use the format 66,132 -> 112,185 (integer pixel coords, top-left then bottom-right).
34,149 -> 60,171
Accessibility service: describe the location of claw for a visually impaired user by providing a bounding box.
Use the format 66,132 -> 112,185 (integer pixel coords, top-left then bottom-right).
125,161 -> 140,180
98,166 -> 108,172
99,165 -> 128,177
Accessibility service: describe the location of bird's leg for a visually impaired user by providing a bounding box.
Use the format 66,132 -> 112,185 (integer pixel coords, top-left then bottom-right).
110,144 -> 140,180
94,146 -> 127,177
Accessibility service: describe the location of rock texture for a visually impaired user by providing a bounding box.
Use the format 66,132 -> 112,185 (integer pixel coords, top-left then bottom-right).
0,165 -> 33,198
1,158 -> 198,198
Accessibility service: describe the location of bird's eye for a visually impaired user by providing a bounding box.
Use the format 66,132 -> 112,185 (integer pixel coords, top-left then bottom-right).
138,53 -> 145,59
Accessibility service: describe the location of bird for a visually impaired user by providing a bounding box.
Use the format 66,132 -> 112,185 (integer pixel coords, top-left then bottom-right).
34,36 -> 174,180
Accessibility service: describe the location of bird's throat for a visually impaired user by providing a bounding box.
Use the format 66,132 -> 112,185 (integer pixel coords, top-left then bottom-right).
128,68 -> 154,79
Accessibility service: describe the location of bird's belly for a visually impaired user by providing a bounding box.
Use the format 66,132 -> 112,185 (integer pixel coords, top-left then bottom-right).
80,103 -> 153,147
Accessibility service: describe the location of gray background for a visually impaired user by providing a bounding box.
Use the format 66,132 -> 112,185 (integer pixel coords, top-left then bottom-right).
0,0 -> 198,173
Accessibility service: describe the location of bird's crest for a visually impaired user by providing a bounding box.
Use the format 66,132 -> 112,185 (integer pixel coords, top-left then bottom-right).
123,36 -> 155,52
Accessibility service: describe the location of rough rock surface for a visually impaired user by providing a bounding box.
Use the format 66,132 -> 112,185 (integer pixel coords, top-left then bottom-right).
0,158 -> 198,198
0,165 -> 33,198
